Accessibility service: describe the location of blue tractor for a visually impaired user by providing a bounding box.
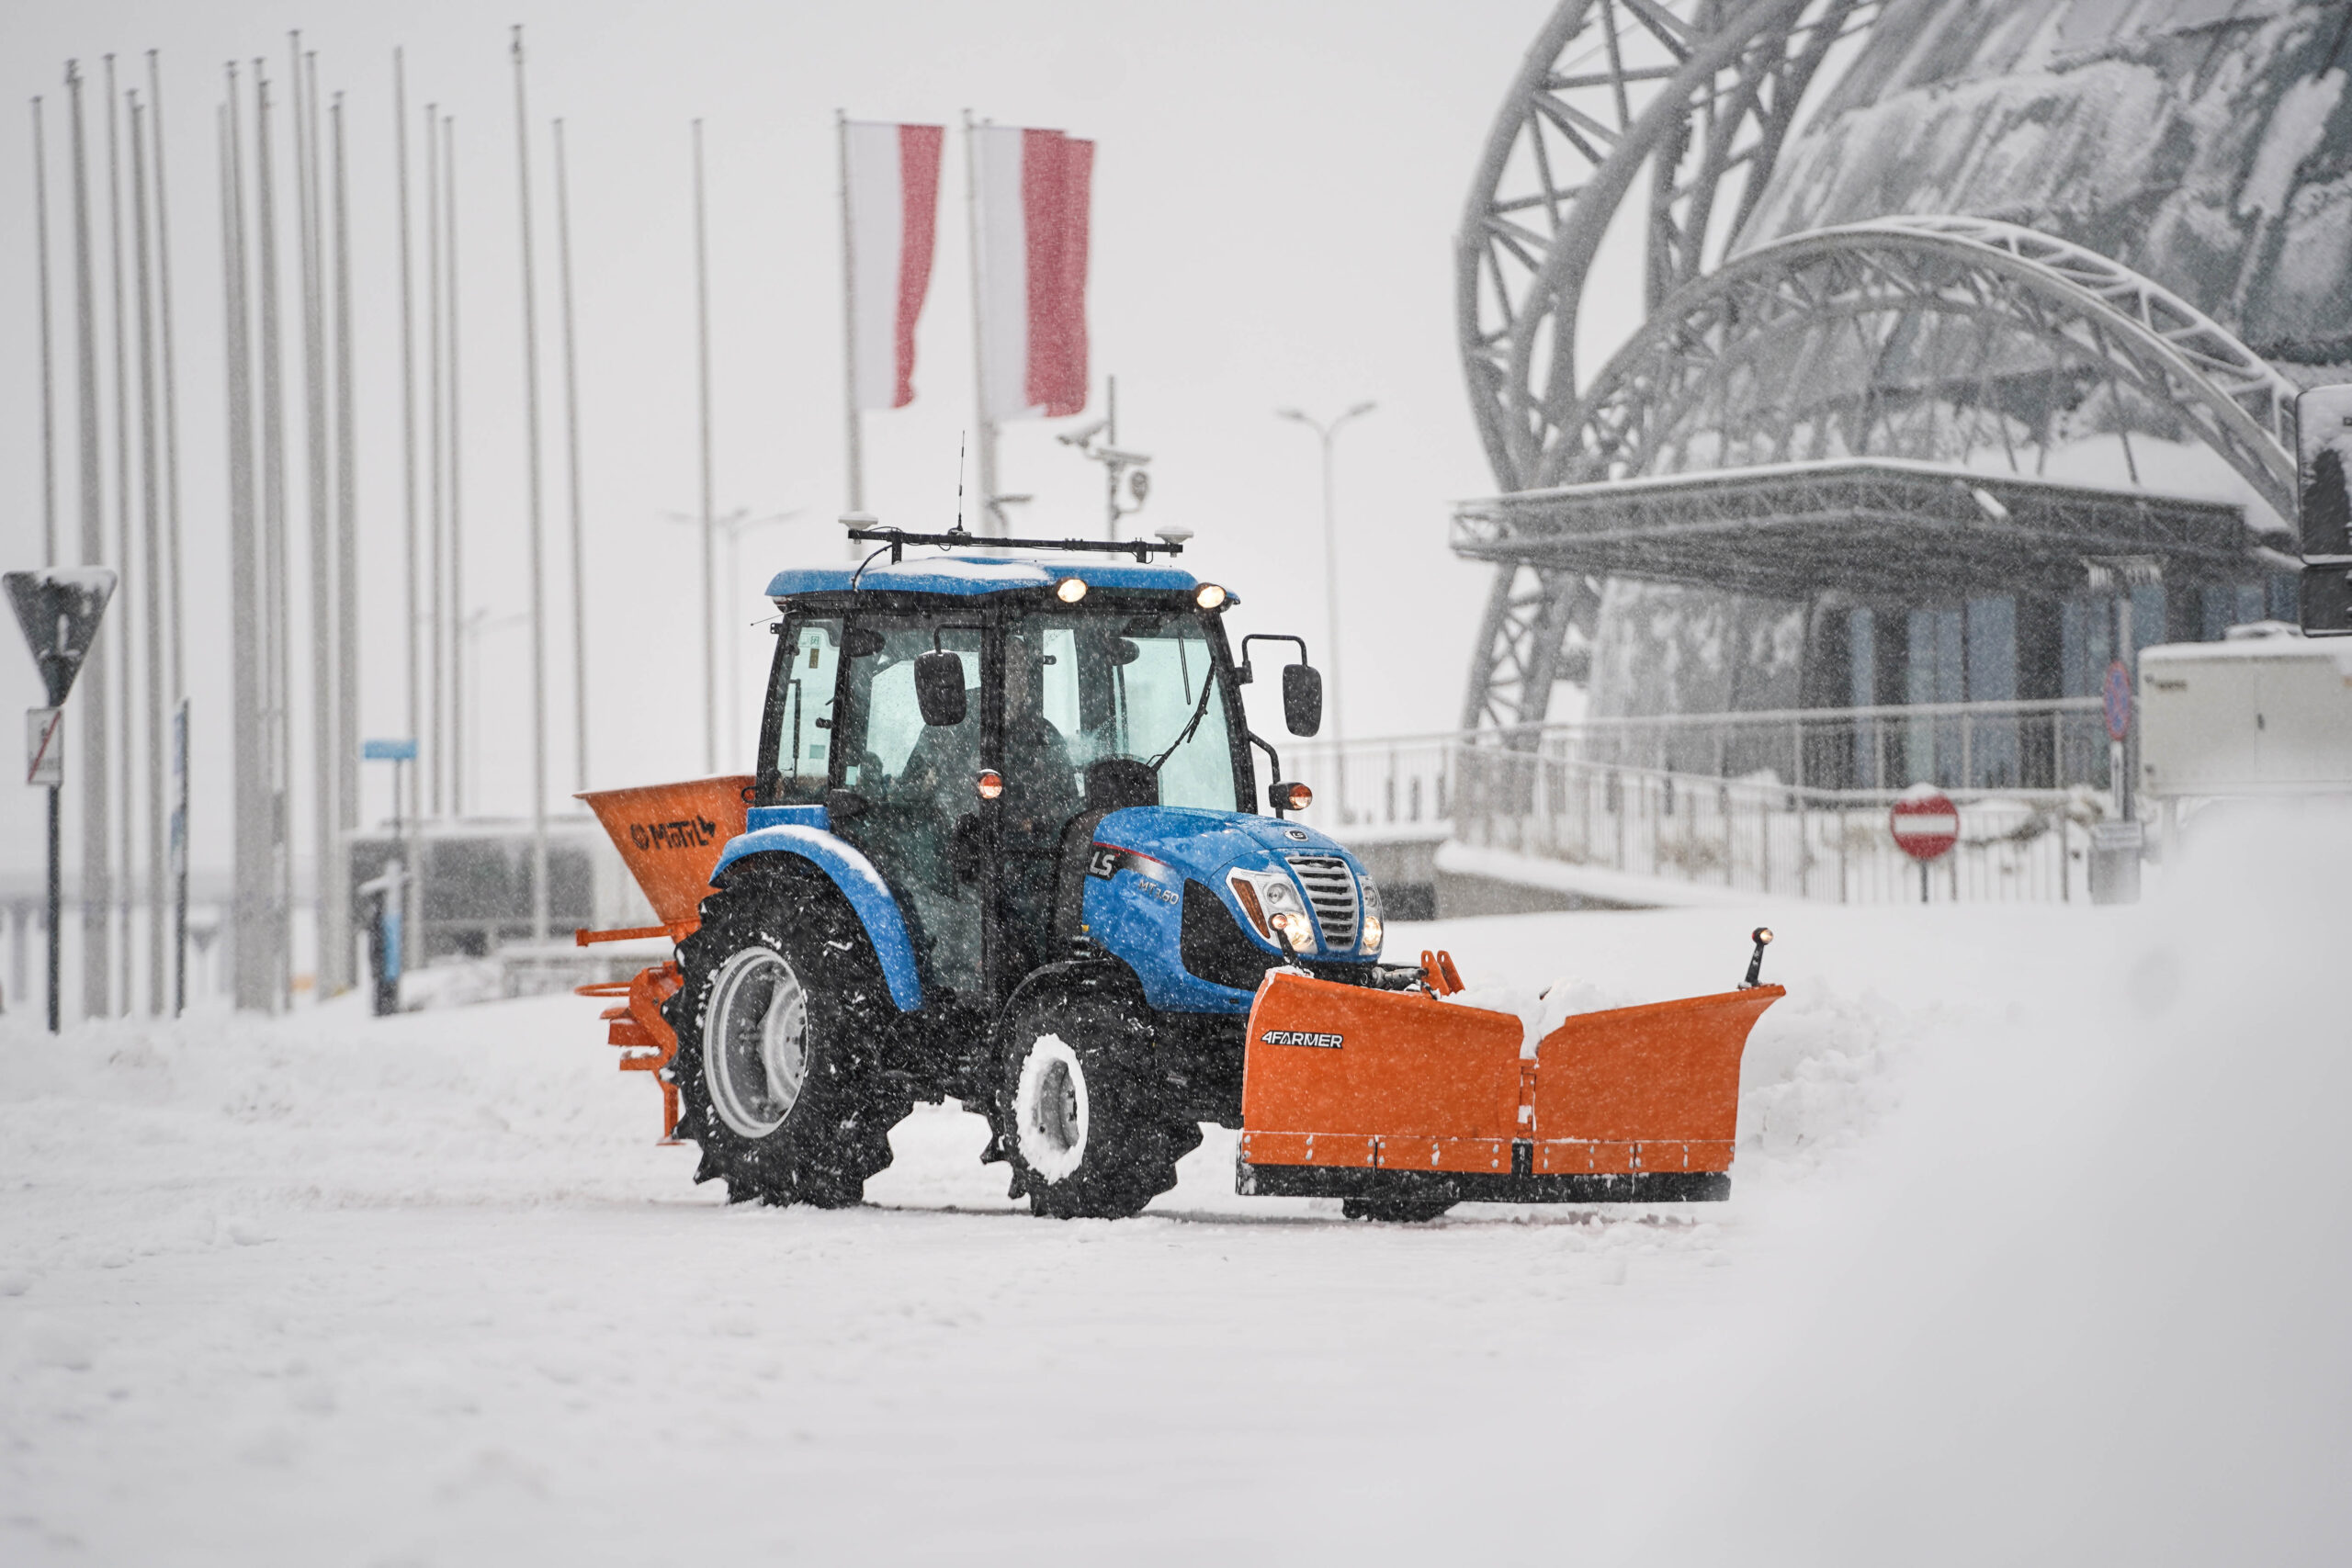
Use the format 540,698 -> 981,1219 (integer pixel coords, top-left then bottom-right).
660,525 -> 1404,1219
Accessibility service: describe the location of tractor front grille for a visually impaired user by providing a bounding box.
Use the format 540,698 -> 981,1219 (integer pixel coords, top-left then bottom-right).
1286,856 -> 1360,950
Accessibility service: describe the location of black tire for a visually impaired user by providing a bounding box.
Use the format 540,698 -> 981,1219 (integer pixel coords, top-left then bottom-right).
997,986 -> 1203,1220
664,855 -> 911,1207
1341,1198 -> 1455,1224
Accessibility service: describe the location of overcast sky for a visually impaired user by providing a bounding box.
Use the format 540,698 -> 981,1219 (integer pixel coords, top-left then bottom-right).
0,0 -> 1596,880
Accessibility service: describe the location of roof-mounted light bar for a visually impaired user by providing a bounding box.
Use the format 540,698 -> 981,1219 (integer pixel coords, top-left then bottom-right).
841,516 -> 1187,567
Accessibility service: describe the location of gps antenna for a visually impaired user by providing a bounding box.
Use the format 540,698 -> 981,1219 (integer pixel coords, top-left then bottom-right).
956,432 -> 967,532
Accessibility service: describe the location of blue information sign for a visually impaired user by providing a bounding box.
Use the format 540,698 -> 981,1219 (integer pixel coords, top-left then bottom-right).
362,738 -> 420,761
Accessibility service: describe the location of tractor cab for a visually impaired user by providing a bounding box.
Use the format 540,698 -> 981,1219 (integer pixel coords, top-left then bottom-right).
748,543 -> 1366,1022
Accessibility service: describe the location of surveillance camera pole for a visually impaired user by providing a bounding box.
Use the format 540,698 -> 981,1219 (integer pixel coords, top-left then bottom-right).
1057,374 -> 1151,542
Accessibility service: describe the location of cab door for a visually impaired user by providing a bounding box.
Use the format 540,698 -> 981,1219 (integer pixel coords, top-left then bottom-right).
827,614 -> 989,1001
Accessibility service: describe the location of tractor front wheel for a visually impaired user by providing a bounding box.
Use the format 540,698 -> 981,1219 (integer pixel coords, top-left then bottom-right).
666,856 -> 910,1207
999,989 -> 1201,1220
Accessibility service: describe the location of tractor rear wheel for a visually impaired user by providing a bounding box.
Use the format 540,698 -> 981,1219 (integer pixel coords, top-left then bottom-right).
999,988 -> 1202,1220
665,856 -> 910,1207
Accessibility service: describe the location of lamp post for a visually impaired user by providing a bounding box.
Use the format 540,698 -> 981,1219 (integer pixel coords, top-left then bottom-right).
665,506 -> 805,767
1276,400 -> 1374,813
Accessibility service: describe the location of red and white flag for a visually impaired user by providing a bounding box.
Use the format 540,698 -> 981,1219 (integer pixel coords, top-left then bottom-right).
842,120 -> 944,411
970,125 -> 1093,422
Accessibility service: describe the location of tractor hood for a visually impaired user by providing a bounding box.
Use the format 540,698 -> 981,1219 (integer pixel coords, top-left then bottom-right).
1089,806 -> 1362,884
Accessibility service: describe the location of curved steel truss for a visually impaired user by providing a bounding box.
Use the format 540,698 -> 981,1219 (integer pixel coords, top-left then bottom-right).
1454,4 -> 2301,733
1457,0 -> 1879,491
1454,0 -> 1881,728
1548,217 -> 2301,509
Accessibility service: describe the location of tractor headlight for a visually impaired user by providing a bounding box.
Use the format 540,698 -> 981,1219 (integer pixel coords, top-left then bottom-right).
1360,879 -> 1384,955
1193,582 -> 1227,611
1056,576 -> 1089,604
1228,869 -> 1316,953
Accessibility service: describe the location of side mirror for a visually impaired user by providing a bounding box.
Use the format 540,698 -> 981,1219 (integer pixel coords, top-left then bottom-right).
914,650 -> 967,728
1283,663 -> 1323,737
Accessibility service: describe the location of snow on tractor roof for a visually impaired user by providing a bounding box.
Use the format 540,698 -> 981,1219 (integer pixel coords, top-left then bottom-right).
767,550 -> 1201,599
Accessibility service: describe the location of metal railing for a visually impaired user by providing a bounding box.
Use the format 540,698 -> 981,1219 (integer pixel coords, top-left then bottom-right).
1287,699 -> 2112,905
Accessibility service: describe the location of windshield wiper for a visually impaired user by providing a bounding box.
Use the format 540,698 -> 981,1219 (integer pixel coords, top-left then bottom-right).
1149,668 -> 1220,773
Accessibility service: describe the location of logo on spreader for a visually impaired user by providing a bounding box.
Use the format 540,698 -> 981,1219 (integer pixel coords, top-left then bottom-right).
1260,1028 -> 1343,1050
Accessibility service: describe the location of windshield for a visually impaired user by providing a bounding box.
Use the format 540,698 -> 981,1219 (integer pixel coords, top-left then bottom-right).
1017,609 -> 1243,813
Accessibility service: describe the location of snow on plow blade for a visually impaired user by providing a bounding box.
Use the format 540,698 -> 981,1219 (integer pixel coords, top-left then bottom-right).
1237,969 -> 1782,1204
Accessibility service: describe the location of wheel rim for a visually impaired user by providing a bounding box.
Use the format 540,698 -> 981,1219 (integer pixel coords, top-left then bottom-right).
704,946 -> 810,1139
1014,1033 -> 1089,1183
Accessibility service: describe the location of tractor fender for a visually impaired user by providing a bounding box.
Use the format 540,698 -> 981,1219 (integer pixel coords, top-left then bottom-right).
709,827 -> 923,1012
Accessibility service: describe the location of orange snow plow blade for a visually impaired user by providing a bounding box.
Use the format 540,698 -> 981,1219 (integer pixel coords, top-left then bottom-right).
572,775 -> 751,1143
1238,962 -> 1782,1204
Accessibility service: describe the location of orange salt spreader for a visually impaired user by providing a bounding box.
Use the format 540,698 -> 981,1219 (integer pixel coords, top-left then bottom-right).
570,775 -> 751,1142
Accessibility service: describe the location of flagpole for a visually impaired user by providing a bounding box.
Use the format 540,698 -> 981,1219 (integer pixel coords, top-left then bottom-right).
554,117 -> 588,793
224,69 -> 269,1013
838,111 -> 864,526
693,118 -> 716,773
34,98 -> 56,570
145,52 -> 187,1010
511,26 -> 549,946
333,91 -> 358,986
69,60 -> 112,1024
445,113 -> 466,816
131,90 -> 164,1015
105,55 -> 132,1016
424,104 -> 443,817
394,51 -> 419,846
256,62 -> 292,1009
961,110 -> 1001,536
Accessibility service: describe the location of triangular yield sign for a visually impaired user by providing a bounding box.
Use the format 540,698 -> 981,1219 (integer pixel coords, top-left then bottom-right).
5,569 -> 118,707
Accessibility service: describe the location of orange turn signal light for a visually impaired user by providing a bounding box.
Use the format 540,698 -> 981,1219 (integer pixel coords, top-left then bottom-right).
1270,780 -> 1312,812
976,770 -> 1004,800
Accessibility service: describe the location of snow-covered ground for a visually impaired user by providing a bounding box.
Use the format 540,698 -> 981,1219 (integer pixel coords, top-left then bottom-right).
3,809 -> 2346,1564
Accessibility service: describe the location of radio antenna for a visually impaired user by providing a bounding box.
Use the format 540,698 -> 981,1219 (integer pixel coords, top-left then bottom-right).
956,432 -> 967,533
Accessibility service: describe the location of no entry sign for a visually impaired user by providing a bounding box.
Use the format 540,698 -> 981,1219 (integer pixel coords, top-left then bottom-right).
1890,790 -> 1960,863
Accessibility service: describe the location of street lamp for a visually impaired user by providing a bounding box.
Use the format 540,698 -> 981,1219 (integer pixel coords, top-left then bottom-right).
665,506 -> 808,767
1276,401 -> 1376,807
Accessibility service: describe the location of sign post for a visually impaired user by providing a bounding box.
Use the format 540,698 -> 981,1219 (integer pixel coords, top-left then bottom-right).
5,569 -> 118,1032
1889,788 -> 1959,905
2103,658 -> 2133,820
362,739 -> 421,1015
